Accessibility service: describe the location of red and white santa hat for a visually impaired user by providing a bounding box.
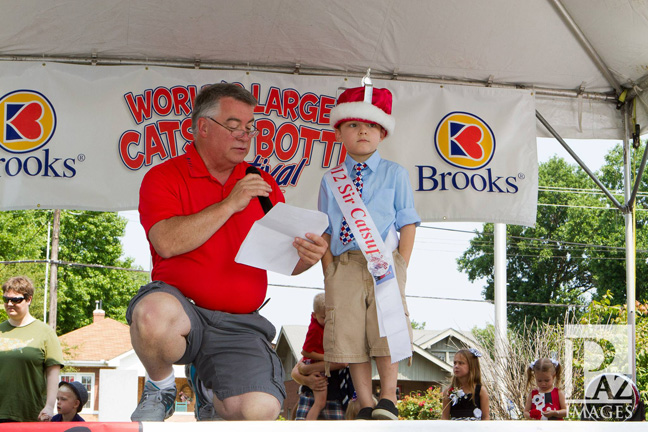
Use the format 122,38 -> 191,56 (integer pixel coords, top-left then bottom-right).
329,86 -> 395,137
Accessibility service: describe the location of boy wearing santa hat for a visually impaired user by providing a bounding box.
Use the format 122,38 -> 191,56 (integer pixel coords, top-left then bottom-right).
316,86 -> 420,420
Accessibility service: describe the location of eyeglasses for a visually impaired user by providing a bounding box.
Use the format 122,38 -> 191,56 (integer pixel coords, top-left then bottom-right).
207,117 -> 259,139
3,296 -> 27,304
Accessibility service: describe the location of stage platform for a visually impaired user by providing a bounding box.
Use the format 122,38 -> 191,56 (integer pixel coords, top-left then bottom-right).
1,421 -> 645,432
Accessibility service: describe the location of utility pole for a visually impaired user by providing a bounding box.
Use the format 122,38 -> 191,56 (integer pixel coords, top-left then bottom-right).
44,219 -> 51,322
48,209 -> 60,329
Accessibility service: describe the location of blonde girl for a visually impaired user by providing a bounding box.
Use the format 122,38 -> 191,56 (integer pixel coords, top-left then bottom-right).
442,348 -> 489,420
523,358 -> 567,420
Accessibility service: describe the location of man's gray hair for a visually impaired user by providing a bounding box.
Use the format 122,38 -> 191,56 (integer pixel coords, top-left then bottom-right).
191,83 -> 257,131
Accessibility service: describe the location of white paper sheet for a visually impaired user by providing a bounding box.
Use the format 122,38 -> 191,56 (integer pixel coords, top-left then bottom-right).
235,202 -> 329,275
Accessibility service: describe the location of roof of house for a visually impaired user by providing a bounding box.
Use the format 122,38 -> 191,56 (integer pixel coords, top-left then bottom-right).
59,317 -> 132,362
413,328 -> 478,351
278,325 -> 308,360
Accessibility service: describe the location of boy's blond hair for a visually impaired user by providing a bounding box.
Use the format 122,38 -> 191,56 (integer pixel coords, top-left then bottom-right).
344,396 -> 378,420
313,292 -> 325,315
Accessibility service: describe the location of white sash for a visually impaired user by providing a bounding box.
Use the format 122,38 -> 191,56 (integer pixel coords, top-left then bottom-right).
324,163 -> 412,363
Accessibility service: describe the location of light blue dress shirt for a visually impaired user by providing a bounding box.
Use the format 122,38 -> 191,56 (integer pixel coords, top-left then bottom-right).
318,151 -> 421,257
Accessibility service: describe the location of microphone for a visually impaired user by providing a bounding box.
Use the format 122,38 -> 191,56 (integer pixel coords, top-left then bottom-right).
245,166 -> 274,214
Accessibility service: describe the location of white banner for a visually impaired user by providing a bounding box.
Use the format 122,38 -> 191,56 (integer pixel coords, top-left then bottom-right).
0,62 -> 537,226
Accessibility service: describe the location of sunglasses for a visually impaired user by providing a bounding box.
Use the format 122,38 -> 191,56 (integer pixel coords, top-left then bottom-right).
3,296 -> 27,304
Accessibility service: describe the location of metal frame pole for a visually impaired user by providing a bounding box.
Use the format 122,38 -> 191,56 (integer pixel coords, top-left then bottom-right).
549,0 -> 622,94
536,110 -> 624,210
622,106 -> 637,381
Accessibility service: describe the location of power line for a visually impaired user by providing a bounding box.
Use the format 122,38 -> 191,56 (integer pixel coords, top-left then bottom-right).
465,240 -> 648,256
0,259 -> 149,273
467,252 -> 629,261
420,225 -> 648,254
538,185 -> 648,198
537,203 -> 648,212
419,225 -> 479,235
0,259 -> 592,309
268,283 -> 585,308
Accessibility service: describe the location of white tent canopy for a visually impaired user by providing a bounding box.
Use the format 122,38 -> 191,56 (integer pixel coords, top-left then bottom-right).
1,0 -> 647,140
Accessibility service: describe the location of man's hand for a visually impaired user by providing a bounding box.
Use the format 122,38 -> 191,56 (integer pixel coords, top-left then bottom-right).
148,173 -> 273,258
292,233 -> 328,275
222,173 -> 272,214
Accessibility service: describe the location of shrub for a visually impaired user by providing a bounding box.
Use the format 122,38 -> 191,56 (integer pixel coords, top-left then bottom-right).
398,387 -> 443,420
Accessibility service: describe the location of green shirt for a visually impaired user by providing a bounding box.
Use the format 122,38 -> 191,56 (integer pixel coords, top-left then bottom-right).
0,319 -> 64,422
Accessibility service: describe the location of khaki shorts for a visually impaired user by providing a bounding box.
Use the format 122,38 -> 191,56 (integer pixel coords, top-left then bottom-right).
323,250 -> 412,363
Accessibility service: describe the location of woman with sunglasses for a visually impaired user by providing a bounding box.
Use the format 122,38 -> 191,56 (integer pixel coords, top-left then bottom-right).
0,276 -> 64,422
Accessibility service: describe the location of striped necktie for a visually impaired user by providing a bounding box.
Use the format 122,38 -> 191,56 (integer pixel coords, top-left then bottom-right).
339,163 -> 367,245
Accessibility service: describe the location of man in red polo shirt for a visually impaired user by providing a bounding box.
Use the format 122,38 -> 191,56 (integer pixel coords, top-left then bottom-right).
126,83 -> 327,422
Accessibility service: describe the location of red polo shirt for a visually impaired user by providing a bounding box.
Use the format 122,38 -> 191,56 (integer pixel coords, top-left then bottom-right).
138,143 -> 285,313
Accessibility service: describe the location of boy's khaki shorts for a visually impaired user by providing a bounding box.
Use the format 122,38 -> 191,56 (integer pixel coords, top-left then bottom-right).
323,249 -> 412,363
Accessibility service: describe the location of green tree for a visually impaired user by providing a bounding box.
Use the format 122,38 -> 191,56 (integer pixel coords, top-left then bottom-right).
411,320 -> 426,330
588,145 -> 648,302
458,144 -> 648,330
579,293 -> 648,410
0,210 -> 148,333
56,211 -> 149,334
0,210 -> 51,322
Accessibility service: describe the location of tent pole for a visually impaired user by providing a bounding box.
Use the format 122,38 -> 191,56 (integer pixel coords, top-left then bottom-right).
0,55 -> 618,103
536,110 -> 624,209
622,106 -> 637,382
550,0 -> 622,94
627,129 -> 648,207
494,223 -> 507,363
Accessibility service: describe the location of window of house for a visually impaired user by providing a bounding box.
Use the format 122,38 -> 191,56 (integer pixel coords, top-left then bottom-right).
60,373 -> 94,411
